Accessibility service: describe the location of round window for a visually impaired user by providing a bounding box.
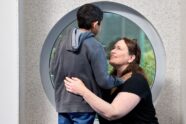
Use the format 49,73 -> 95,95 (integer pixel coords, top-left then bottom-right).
40,1 -> 165,106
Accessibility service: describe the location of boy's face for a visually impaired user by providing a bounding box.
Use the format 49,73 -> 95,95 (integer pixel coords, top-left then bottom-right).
91,21 -> 101,35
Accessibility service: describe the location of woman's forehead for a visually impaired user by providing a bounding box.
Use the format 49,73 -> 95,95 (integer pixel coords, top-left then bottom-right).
115,40 -> 126,47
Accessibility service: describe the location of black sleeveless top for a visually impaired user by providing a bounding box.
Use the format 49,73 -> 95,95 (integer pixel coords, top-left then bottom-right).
98,73 -> 159,124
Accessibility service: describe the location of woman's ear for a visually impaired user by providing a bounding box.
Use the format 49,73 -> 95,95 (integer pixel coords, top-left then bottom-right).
128,55 -> 136,63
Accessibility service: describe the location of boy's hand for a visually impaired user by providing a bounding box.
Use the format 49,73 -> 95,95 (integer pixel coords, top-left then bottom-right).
122,72 -> 132,81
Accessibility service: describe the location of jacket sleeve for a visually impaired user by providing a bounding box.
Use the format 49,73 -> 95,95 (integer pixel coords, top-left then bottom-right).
90,44 -> 124,89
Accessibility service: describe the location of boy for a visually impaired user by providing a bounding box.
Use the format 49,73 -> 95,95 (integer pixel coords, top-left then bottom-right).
51,4 -> 124,124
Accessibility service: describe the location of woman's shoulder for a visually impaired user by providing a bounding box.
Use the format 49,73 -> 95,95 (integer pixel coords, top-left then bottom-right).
119,73 -> 150,98
131,73 -> 146,81
127,73 -> 147,83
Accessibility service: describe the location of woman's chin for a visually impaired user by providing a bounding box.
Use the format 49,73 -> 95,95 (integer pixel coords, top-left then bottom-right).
109,62 -> 116,67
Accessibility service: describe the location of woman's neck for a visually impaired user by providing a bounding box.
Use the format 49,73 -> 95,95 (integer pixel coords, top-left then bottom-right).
116,65 -> 128,77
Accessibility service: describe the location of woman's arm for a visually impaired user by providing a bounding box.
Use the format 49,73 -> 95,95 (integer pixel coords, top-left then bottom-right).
64,77 -> 140,120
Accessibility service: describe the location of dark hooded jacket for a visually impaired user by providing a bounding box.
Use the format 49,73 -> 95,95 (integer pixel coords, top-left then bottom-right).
51,28 -> 124,112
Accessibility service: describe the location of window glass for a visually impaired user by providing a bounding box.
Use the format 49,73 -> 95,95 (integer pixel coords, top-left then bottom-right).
49,12 -> 156,87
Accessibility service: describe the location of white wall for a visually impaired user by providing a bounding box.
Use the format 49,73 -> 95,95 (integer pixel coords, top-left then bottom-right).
0,0 -> 19,124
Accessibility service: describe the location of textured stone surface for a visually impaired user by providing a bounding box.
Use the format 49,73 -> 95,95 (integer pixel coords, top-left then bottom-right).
181,0 -> 186,123
19,0 -> 183,124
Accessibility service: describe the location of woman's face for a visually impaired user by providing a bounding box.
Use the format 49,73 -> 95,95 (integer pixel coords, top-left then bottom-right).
109,40 -> 133,67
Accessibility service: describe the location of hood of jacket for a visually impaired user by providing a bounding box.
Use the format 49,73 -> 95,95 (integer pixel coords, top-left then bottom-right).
65,28 -> 94,52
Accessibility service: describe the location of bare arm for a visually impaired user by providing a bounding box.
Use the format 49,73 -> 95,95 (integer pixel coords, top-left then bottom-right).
64,77 -> 140,120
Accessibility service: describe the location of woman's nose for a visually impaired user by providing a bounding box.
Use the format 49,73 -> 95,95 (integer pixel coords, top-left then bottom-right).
111,49 -> 116,54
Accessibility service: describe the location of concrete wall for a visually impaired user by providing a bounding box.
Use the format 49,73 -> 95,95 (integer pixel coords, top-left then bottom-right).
19,0 -> 184,124
181,0 -> 186,123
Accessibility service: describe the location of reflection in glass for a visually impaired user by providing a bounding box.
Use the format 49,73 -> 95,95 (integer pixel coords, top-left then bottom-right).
50,12 -> 156,87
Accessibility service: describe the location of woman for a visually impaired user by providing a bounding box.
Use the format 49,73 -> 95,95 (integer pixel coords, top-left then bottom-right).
64,37 -> 159,124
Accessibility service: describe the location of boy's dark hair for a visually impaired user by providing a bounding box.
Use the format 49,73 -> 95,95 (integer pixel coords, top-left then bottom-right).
77,4 -> 103,30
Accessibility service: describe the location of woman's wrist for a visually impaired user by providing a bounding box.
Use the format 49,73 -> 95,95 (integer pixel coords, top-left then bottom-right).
81,86 -> 89,97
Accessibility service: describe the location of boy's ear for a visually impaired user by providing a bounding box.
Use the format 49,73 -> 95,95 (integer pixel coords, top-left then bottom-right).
92,21 -> 99,28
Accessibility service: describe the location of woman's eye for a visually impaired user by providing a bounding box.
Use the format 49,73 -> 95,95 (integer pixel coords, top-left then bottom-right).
117,47 -> 121,50
112,46 -> 121,50
112,47 -> 116,50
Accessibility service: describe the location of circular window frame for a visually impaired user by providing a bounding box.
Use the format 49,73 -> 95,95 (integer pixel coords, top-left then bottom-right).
40,1 -> 166,106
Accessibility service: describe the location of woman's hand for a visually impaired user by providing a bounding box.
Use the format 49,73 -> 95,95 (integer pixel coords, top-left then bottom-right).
64,77 -> 87,96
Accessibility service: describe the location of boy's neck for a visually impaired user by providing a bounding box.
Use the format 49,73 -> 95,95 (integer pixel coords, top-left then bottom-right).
79,28 -> 90,32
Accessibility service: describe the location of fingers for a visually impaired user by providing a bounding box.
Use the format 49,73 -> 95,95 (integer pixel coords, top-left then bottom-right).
71,77 -> 80,81
64,77 -> 75,92
64,80 -> 70,87
64,76 -> 84,86
64,80 -> 72,92
65,77 -> 80,82
64,79 -> 70,86
65,77 -> 74,82
122,72 -> 132,80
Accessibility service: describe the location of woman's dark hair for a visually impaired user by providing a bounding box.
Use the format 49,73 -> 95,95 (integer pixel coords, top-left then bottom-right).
111,37 -> 146,78
77,4 -> 103,30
